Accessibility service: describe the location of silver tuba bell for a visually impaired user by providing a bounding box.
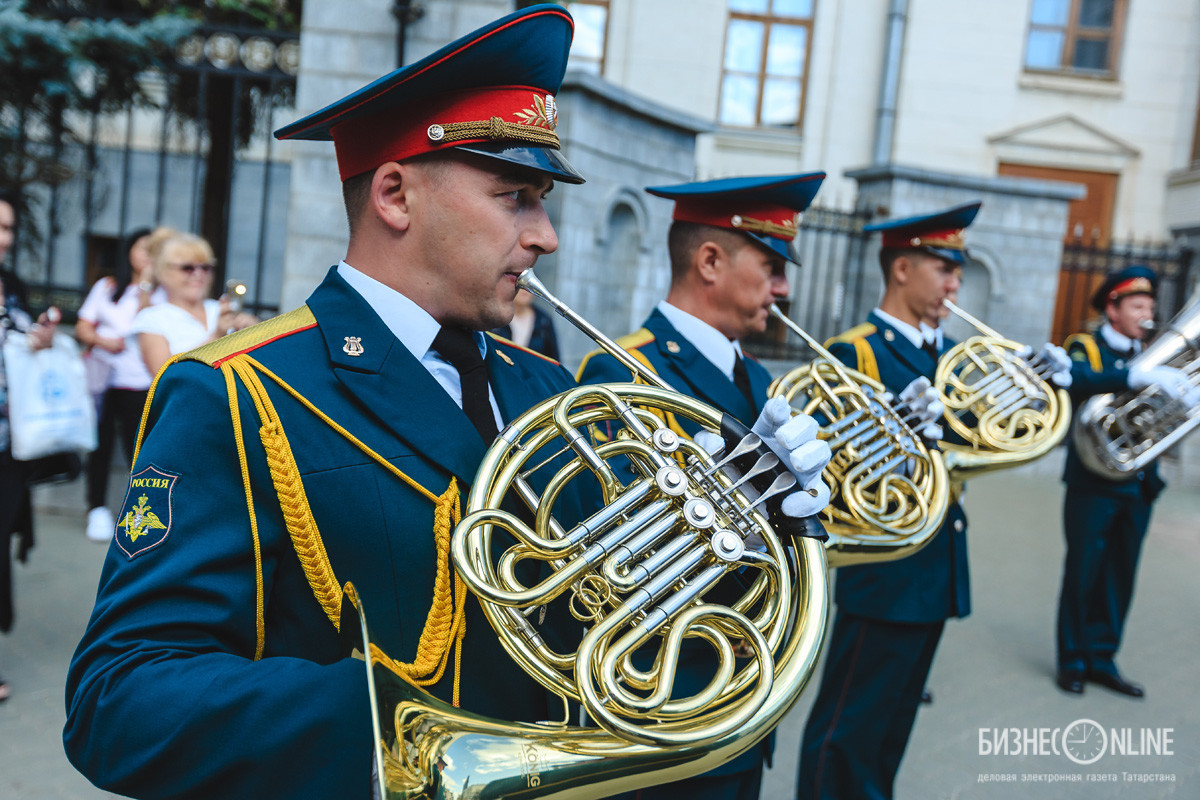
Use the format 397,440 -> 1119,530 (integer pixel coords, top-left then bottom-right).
1074,288 -> 1200,480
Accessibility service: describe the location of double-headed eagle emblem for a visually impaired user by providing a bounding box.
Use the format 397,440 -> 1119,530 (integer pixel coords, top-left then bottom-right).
119,494 -> 167,543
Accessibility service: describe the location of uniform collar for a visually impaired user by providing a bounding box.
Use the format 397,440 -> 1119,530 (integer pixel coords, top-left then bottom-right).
1099,322 -> 1140,355
656,300 -> 743,380
337,260 -> 486,361
874,307 -> 926,350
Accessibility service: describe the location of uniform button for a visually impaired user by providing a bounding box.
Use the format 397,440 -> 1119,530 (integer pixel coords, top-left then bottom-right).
954,519 -> 964,532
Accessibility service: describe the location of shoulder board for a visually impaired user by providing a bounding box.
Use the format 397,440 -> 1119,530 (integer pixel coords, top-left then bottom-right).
614,328 -> 655,350
824,322 -> 877,348
183,306 -> 318,368
576,328 -> 657,383
1063,332 -> 1102,372
485,332 -> 560,365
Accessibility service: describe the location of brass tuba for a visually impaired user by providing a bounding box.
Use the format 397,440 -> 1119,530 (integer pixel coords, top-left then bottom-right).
934,300 -> 1072,479
357,269 -> 831,800
1074,289 -> 1200,480
767,304 -> 950,565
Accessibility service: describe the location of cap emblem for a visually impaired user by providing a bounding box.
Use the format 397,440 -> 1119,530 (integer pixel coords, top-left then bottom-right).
515,93 -> 558,131
427,124 -> 445,142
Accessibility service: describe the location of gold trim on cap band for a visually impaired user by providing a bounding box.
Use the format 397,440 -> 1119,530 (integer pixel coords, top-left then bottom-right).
731,214 -> 798,240
427,116 -> 561,147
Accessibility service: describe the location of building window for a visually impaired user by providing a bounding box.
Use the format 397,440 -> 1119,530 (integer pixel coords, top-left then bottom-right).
1024,0 -> 1127,78
719,0 -> 814,128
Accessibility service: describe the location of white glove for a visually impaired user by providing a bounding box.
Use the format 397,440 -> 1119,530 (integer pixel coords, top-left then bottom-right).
693,397 -> 832,520
894,376 -> 944,441
1129,364 -> 1200,406
1032,342 -> 1072,388
750,397 -> 833,518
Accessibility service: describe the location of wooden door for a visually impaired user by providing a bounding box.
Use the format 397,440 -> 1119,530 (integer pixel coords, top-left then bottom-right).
998,163 -> 1119,343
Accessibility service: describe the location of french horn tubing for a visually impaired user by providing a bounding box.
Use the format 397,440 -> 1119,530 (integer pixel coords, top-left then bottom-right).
767,304 -> 950,565
935,300 -> 1072,479
1074,287 -> 1200,480
357,269 -> 830,800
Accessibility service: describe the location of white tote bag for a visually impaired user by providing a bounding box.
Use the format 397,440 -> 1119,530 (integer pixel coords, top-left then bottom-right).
4,331 -> 98,460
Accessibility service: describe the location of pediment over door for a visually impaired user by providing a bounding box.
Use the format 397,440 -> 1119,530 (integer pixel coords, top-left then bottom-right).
989,114 -> 1139,172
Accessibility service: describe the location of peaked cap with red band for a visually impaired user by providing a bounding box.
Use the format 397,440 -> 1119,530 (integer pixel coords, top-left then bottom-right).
866,201 -> 982,265
645,172 -> 826,263
1091,264 -> 1158,311
273,4 -> 584,184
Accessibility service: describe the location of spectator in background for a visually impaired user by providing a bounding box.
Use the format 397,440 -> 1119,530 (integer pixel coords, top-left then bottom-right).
0,190 -> 59,702
75,227 -> 166,543
132,232 -> 255,375
491,287 -> 559,359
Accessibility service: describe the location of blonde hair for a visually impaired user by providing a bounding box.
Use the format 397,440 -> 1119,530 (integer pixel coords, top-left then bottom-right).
153,232 -> 216,282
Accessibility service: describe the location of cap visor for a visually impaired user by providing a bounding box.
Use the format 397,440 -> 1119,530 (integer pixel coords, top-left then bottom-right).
744,231 -> 799,265
453,142 -> 585,185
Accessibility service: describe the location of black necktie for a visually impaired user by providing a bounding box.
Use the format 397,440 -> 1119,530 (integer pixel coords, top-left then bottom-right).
432,326 -> 499,442
732,354 -> 755,410
922,339 -> 939,361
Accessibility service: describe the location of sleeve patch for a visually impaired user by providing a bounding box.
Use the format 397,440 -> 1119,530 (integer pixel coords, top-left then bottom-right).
115,465 -> 180,559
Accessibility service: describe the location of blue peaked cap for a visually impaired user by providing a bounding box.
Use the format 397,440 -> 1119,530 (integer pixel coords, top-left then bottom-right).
645,172 -> 826,263
274,4 -> 583,184
865,201 -> 982,264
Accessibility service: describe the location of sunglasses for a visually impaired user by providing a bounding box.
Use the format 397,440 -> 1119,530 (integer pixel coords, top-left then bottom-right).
170,262 -> 215,274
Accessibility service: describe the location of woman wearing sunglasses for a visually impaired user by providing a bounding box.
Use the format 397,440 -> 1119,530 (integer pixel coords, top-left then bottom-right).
132,232 -> 256,376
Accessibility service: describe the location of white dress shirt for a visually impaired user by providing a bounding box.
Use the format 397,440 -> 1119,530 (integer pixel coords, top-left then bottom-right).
1099,322 -> 1141,356
337,261 -> 503,428
874,308 -> 926,350
656,300 -> 744,381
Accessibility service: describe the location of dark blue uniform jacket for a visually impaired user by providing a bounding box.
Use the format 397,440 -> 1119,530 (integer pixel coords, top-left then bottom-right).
64,268 -> 589,800
825,311 -> 970,624
1061,331 -> 1165,500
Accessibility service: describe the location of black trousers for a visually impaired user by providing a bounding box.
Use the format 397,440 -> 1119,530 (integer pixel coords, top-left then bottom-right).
1056,488 -> 1152,675
86,387 -> 148,510
797,612 -> 944,800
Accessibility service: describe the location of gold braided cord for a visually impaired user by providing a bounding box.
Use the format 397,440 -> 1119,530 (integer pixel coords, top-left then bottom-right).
222,363 -> 267,658
433,116 -> 560,148
731,214 -> 797,239
226,357 -> 345,631
232,355 -> 469,703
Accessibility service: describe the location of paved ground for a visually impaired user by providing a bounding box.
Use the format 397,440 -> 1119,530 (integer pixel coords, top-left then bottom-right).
2,450 -> 1198,799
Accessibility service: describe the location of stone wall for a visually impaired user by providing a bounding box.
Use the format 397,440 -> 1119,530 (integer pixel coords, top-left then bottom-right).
545,72 -> 711,371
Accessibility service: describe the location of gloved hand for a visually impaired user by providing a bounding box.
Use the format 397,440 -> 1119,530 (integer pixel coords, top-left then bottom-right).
1129,364 -> 1200,406
751,397 -> 833,518
1030,342 -> 1072,388
694,396 -> 832,519
893,376 -> 944,441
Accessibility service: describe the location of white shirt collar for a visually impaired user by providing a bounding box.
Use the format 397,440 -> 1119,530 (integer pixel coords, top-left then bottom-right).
336,260 -> 486,360
1099,322 -> 1139,355
874,307 -> 926,350
656,300 -> 743,380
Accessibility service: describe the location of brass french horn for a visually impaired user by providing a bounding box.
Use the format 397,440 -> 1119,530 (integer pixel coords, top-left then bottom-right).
935,300 -> 1072,479
356,270 -> 831,800
768,304 -> 951,565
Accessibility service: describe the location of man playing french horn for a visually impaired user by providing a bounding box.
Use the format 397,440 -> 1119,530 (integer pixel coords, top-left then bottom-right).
1055,265 -> 1199,698
63,7 -> 834,800
577,173 -> 947,800
797,202 -> 1072,800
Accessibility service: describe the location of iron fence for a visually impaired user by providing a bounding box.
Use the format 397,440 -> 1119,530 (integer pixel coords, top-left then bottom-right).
14,21 -> 298,321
